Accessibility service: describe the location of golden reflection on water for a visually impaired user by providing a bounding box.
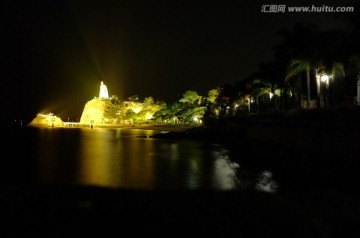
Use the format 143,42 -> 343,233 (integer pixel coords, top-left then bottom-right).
36,128 -> 60,183
34,128 -> 241,190
78,129 -> 155,189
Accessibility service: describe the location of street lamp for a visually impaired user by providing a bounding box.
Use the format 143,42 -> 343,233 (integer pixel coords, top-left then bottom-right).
320,74 -> 329,82
269,92 -> 273,99
234,104 -> 239,115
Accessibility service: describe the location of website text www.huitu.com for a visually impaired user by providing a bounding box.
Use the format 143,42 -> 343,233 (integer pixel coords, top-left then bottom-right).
261,5 -> 355,13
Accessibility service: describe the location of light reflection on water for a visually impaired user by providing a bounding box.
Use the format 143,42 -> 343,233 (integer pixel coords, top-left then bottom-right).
255,170 -> 278,193
33,128 -> 249,190
77,129 -> 156,189
212,149 -> 240,190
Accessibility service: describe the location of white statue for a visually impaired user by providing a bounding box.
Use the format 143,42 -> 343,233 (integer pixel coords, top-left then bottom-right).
99,81 -> 109,99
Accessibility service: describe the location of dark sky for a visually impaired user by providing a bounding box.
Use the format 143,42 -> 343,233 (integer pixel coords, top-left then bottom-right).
2,0 -> 357,123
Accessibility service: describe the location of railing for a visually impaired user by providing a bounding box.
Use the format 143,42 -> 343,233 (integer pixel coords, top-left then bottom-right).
63,122 -> 81,127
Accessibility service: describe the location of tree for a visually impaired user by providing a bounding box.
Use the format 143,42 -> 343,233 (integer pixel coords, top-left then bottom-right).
140,97 -> 165,122
179,90 -> 202,104
216,84 -> 238,117
127,95 -> 139,101
143,96 -> 154,105
233,74 -> 258,114
110,95 -> 121,105
254,61 -> 290,111
286,59 -> 313,109
103,99 -> 121,123
328,62 -> 346,107
205,88 -> 220,116
252,78 -> 281,112
275,23 -> 322,109
177,90 -> 206,124
206,89 -> 219,104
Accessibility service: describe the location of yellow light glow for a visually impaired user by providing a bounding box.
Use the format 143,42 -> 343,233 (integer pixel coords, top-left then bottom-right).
132,106 -> 142,113
321,75 -> 329,82
145,112 -> 153,120
77,129 -> 156,189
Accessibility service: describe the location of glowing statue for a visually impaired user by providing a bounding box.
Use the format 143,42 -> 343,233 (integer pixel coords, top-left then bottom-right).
99,81 -> 109,99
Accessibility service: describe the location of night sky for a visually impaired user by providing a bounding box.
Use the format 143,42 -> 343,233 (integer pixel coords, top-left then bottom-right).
2,0 -> 357,123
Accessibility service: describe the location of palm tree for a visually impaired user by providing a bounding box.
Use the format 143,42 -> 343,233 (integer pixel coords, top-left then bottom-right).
328,62 -> 346,107
232,75 -> 257,114
252,78 -> 281,112
285,59 -> 311,109
286,59 -> 325,109
215,84 -> 238,117
274,23 -> 323,109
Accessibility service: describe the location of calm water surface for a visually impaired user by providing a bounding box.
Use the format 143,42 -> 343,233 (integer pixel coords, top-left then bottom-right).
4,127 -> 278,192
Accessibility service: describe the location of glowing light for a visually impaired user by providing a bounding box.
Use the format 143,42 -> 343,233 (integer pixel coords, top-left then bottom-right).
321,74 -> 329,82
269,92 -> 273,99
145,112 -> 153,120
131,106 -> 142,113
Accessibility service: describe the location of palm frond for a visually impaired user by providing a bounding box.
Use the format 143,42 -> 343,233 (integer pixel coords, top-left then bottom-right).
285,59 -> 310,82
331,62 -> 345,78
274,89 -> 281,96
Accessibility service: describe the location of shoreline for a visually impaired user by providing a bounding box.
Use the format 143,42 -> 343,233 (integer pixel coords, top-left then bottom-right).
26,123 -> 195,132
87,124 -> 195,132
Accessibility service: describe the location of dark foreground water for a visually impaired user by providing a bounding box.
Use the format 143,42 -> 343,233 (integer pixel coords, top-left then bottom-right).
1,126 -> 359,237
2,126 -> 276,191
